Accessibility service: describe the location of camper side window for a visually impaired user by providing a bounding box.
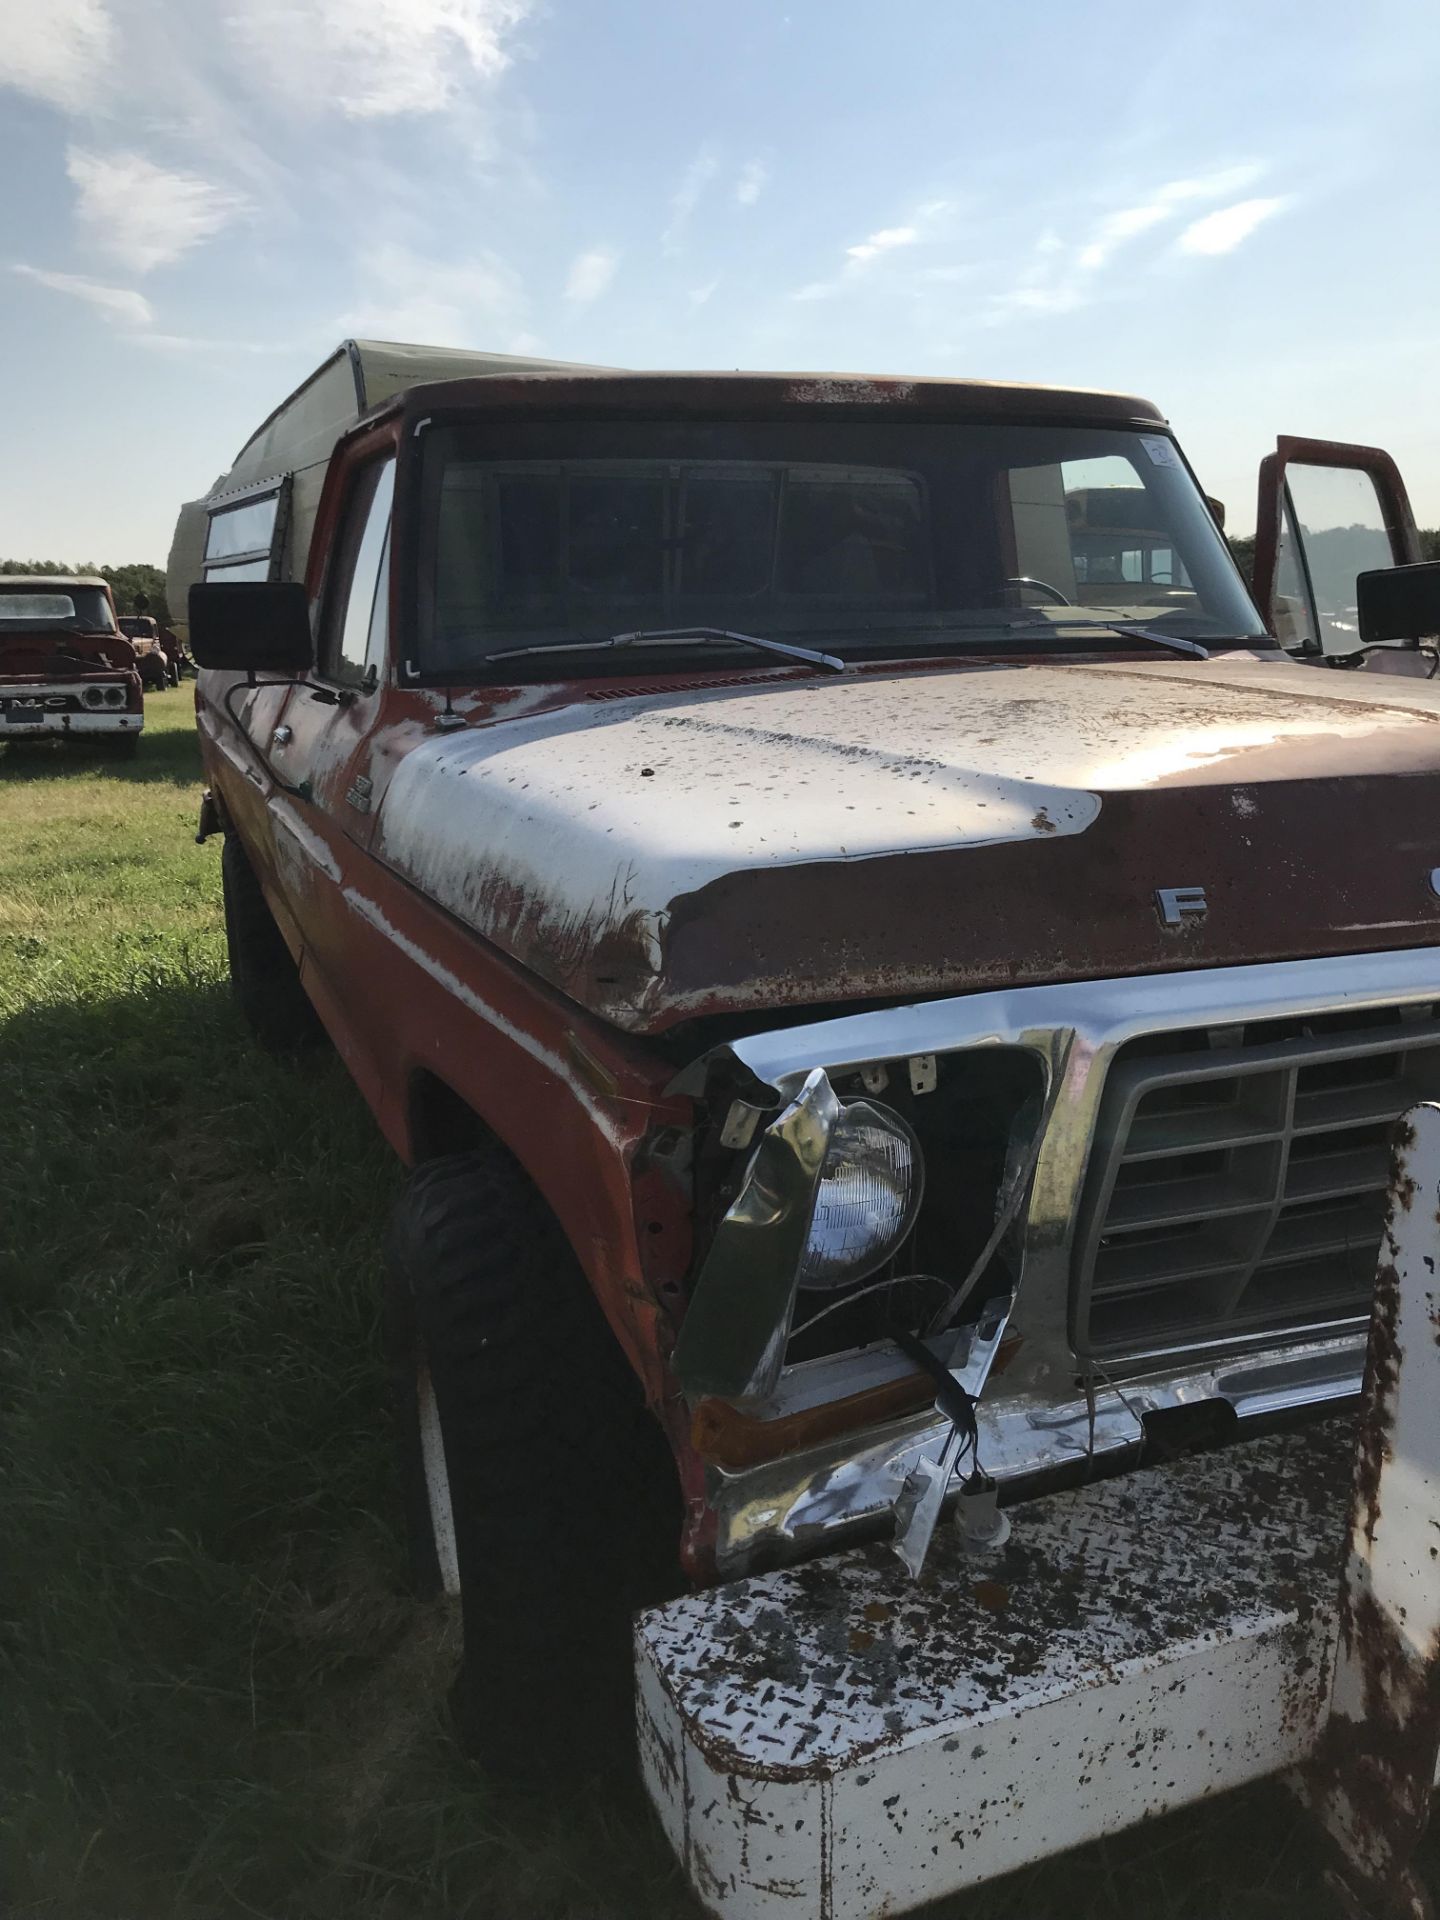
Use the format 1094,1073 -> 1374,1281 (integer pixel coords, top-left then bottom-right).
204,478 -> 290,583
323,457 -> 396,684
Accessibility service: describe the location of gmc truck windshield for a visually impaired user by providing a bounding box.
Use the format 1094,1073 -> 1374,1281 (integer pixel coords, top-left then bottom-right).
0,587 -> 116,632
417,418 -> 1268,674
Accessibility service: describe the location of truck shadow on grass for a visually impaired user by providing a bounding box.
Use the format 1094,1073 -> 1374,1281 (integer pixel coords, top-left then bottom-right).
0,701 -> 201,789
1,968 -> 1433,1918
0,967 -> 695,1919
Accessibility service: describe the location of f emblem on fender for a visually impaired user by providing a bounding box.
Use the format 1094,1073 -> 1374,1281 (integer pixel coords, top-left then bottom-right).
1156,885 -> 1208,928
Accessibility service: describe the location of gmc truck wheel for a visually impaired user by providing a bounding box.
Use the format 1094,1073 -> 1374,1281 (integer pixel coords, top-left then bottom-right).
220,833 -> 323,1051
383,1146 -> 682,1781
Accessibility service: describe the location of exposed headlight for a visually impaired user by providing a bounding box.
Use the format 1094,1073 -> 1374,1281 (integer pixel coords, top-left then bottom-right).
798,1099 -> 923,1291
82,686 -> 105,708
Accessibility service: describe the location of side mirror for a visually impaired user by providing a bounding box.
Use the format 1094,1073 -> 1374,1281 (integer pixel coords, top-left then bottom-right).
189,581 -> 311,674
1205,495 -> 1226,532
1358,561 -> 1440,648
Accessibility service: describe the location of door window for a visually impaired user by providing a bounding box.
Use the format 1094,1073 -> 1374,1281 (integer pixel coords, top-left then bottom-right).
325,457 -> 395,681
1283,464 -> 1394,656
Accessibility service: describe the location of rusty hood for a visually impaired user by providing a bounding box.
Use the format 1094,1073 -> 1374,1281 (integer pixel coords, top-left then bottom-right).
373,655 -> 1440,1032
0,627 -> 136,679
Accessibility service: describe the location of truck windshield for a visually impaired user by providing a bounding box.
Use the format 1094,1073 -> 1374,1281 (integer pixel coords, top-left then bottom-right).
417,419 -> 1268,675
0,587 -> 116,632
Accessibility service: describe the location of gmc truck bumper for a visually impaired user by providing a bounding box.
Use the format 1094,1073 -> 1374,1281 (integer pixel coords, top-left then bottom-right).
638,1104 -> 1440,1920
1,707 -> 142,739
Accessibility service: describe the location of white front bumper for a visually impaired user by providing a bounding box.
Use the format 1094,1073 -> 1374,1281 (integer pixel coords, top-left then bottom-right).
638,1421 -> 1351,1919
2,709 -> 142,737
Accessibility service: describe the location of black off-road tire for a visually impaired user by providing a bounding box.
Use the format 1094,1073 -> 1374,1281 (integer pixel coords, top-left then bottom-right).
384,1147 -> 682,1781
220,832 -> 323,1051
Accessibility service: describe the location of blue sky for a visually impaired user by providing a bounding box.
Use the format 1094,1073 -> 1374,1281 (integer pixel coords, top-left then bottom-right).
3,0 -> 1438,563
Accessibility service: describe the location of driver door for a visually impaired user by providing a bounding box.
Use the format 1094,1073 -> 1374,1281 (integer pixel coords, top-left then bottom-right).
1251,437 -> 1425,672
263,441 -> 395,980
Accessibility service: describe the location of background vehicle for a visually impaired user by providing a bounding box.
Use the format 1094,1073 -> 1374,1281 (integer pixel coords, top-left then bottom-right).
0,574 -> 143,751
118,614 -> 175,689
176,344 -> 1440,1914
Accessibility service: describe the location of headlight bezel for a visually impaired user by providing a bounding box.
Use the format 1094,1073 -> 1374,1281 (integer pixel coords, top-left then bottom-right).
674,1068 -> 927,1403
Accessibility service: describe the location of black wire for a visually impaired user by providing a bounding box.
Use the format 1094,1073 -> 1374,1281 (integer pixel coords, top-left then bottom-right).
889,1324 -> 978,1465
788,1270 -> 955,1342
221,679 -> 312,799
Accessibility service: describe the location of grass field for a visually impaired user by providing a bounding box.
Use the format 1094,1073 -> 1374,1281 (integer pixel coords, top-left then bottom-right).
1,690 -> 1430,1918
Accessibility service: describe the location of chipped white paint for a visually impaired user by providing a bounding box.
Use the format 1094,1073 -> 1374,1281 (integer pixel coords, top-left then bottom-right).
1307,1101 -> 1440,1904
786,378 -> 917,405
372,656 -> 1440,1022
270,797 -> 342,885
340,886 -> 631,1150
638,1424 -> 1350,1920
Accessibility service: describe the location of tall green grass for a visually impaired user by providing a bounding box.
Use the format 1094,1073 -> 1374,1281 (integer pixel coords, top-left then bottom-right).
0,695 -> 1417,1917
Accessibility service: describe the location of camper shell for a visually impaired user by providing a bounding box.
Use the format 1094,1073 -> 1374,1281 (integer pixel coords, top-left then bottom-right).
166,338 -> 610,638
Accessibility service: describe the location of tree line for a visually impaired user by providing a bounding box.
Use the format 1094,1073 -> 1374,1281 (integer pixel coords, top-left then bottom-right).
1227,528 -> 1440,587
1,561 -> 171,625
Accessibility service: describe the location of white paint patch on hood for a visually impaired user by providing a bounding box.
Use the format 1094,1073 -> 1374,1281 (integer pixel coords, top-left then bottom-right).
373,655 -> 1440,1010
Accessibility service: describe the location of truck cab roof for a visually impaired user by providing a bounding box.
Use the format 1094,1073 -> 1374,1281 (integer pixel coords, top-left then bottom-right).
375,367 -> 1167,432
0,574 -> 111,592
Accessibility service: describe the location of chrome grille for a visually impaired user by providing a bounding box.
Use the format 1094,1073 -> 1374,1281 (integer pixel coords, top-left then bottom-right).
1074,1005 -> 1440,1356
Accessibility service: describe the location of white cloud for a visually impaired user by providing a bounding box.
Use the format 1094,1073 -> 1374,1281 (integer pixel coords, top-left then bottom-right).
689,277 -> 720,308
12,264 -> 153,328
129,332 -> 296,355
1176,196 -> 1291,256
984,166 -> 1278,322
340,241 -> 527,343
3,0 -> 114,111
989,284 -> 1087,319
663,145 -> 720,252
1075,168 -> 1264,273
846,224 -> 918,267
735,159 -> 767,207
791,204 -> 950,302
564,246 -> 618,305
67,147 -> 248,273
226,0 -> 534,118
1077,202 -> 1171,271
1152,163 -> 1265,207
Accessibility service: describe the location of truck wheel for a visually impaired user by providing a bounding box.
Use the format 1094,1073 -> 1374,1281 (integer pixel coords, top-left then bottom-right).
384,1147 -> 682,1780
220,833 -> 323,1051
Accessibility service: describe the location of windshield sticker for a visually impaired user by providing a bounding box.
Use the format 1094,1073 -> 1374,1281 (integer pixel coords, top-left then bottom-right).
1139,435 -> 1181,469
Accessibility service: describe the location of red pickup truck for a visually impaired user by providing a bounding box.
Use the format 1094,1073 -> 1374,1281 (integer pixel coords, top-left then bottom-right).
0,574 -> 144,752
175,346 -> 1440,1902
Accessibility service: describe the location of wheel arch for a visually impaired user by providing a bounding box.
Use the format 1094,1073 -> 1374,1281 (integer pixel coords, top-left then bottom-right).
401,1063 -> 679,1414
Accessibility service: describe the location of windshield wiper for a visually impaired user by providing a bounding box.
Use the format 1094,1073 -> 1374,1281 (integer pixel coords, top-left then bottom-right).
994,620 -> 1211,660
484,625 -> 847,674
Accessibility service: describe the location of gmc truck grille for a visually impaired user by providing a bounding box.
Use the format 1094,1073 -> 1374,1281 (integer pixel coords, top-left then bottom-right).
1073,1005 -> 1440,1356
